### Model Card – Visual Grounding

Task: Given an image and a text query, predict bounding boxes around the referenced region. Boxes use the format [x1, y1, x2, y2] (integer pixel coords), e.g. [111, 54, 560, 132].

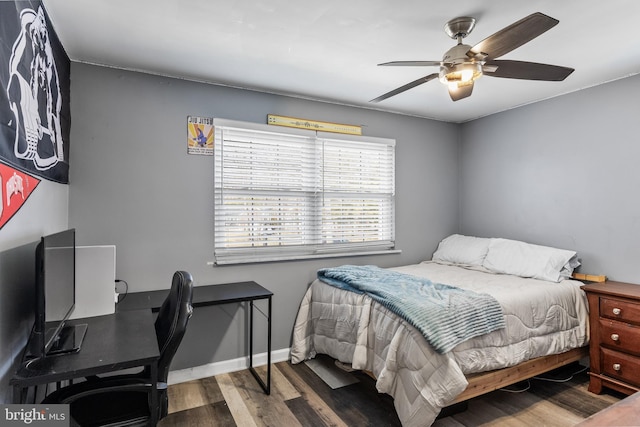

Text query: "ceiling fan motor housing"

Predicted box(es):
[442, 44, 474, 65]
[440, 44, 483, 85]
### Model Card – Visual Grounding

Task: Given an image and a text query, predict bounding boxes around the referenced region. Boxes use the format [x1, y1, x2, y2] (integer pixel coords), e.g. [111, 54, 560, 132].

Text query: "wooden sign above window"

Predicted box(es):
[267, 114, 362, 135]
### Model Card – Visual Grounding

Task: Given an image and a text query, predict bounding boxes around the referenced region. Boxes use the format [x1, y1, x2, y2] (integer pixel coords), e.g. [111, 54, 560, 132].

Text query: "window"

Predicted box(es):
[213, 119, 396, 264]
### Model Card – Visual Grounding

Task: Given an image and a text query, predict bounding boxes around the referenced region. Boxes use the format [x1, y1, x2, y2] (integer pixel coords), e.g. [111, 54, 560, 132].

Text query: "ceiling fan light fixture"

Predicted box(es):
[371, 13, 572, 104]
[439, 62, 482, 87]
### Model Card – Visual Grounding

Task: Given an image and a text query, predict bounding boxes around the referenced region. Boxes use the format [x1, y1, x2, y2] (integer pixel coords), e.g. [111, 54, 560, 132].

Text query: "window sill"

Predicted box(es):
[208, 249, 402, 266]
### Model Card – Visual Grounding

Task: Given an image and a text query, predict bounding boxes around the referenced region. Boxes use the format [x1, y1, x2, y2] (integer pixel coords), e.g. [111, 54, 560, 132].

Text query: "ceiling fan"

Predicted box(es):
[371, 12, 574, 103]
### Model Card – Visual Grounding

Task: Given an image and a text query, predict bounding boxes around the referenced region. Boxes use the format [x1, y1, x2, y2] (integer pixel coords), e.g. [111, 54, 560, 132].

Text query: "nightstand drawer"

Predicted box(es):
[600, 297, 640, 325]
[601, 347, 640, 387]
[598, 319, 640, 355]
[582, 281, 640, 395]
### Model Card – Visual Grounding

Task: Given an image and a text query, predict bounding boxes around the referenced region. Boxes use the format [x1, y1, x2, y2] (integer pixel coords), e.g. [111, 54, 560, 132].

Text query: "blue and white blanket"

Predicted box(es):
[317, 265, 505, 353]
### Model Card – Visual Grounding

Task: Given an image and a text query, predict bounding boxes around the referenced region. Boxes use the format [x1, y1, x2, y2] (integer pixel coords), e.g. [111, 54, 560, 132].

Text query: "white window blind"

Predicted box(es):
[214, 119, 396, 264]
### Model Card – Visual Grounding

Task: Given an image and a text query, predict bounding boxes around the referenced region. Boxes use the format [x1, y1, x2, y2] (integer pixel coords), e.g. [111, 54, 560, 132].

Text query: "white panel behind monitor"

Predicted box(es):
[70, 245, 116, 319]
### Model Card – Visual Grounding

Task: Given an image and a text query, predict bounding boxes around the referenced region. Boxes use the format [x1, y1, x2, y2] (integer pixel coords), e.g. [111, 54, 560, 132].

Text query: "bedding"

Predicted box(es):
[482, 238, 579, 282]
[290, 261, 589, 427]
[432, 234, 580, 282]
[431, 234, 491, 266]
[317, 265, 505, 353]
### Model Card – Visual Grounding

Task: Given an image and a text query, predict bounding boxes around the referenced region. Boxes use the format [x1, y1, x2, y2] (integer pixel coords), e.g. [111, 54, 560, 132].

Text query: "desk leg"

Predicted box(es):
[248, 297, 271, 395]
[150, 362, 158, 426]
[267, 295, 271, 394]
[249, 300, 254, 373]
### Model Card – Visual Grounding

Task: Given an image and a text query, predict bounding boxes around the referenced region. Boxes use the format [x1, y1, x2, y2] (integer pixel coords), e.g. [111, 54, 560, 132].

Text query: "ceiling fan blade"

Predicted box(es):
[484, 60, 574, 81]
[449, 81, 474, 101]
[467, 12, 559, 60]
[378, 61, 442, 67]
[370, 73, 439, 103]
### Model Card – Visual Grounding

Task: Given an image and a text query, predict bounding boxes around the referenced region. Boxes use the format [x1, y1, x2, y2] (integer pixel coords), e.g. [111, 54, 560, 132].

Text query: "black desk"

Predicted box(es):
[11, 310, 160, 424]
[117, 281, 273, 394]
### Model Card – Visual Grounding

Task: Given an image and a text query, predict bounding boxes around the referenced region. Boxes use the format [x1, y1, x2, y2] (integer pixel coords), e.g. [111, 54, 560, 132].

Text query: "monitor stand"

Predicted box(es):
[47, 324, 88, 356]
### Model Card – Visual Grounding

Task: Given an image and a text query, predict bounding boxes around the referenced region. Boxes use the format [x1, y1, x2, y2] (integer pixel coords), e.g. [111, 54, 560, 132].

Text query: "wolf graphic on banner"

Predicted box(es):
[8, 5, 64, 171]
[1, 0, 71, 184]
[0, 1, 69, 229]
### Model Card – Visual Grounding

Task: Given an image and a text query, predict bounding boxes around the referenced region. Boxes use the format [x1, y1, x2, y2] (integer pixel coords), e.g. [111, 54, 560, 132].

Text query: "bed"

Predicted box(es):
[290, 235, 591, 426]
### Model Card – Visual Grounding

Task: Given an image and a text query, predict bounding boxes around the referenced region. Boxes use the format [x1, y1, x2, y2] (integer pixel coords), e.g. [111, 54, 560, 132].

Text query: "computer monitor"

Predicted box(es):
[27, 228, 87, 359]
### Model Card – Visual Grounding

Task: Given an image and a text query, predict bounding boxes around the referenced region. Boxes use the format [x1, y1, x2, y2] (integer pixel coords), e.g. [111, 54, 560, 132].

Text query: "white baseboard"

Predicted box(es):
[168, 347, 291, 385]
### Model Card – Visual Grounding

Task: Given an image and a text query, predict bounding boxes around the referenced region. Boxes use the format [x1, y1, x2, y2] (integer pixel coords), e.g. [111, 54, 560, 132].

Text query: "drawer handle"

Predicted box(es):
[613, 363, 621, 371]
[611, 333, 620, 341]
[612, 308, 622, 315]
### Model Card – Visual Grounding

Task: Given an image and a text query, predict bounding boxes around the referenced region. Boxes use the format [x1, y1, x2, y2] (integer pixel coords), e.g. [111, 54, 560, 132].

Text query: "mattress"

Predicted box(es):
[290, 261, 589, 426]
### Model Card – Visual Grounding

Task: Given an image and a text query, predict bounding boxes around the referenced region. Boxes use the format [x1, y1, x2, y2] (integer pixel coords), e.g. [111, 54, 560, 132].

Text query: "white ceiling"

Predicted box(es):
[42, 0, 640, 123]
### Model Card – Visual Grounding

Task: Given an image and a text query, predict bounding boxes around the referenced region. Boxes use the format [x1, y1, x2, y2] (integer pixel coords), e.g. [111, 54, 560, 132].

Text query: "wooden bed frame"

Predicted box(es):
[362, 346, 589, 405]
[451, 346, 589, 403]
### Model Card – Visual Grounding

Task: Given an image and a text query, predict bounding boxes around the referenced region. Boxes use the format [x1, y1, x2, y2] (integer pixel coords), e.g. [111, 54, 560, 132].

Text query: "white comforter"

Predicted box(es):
[290, 261, 589, 426]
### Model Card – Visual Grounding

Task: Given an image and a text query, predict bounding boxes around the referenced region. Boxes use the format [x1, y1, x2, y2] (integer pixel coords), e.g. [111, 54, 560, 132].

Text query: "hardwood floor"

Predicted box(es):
[160, 357, 623, 426]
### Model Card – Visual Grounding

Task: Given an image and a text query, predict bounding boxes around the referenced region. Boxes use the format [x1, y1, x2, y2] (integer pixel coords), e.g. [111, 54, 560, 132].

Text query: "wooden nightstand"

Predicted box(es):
[581, 281, 640, 395]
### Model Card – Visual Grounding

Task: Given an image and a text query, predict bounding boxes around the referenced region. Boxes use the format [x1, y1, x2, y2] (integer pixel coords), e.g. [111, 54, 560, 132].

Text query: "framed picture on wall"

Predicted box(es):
[187, 116, 214, 155]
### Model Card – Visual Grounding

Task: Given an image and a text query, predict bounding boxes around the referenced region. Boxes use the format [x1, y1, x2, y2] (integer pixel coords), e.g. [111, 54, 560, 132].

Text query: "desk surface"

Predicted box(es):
[11, 310, 159, 387]
[118, 281, 273, 312]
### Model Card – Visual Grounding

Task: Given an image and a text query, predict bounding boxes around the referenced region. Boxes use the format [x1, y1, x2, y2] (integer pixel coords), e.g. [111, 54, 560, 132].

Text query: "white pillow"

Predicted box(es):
[482, 238, 577, 282]
[560, 255, 581, 279]
[432, 234, 491, 266]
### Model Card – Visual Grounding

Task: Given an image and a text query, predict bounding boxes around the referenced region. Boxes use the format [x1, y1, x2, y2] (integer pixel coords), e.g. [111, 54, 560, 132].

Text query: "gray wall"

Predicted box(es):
[68, 63, 460, 370]
[4, 61, 640, 398]
[0, 180, 68, 403]
[459, 74, 640, 283]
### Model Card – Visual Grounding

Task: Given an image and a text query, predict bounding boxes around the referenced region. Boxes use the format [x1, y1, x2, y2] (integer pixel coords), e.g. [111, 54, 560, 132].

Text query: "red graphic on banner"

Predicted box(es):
[0, 161, 40, 229]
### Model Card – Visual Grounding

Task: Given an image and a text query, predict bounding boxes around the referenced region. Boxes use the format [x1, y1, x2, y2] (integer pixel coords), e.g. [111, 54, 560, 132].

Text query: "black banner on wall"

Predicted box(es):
[0, 0, 71, 184]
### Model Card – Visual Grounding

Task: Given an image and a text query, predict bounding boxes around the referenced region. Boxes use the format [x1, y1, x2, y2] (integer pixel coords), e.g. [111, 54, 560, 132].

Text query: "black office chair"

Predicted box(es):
[43, 271, 195, 426]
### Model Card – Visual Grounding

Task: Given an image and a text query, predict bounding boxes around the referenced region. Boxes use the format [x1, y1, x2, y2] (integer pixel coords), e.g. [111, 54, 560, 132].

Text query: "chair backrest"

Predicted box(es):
[155, 271, 194, 383]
